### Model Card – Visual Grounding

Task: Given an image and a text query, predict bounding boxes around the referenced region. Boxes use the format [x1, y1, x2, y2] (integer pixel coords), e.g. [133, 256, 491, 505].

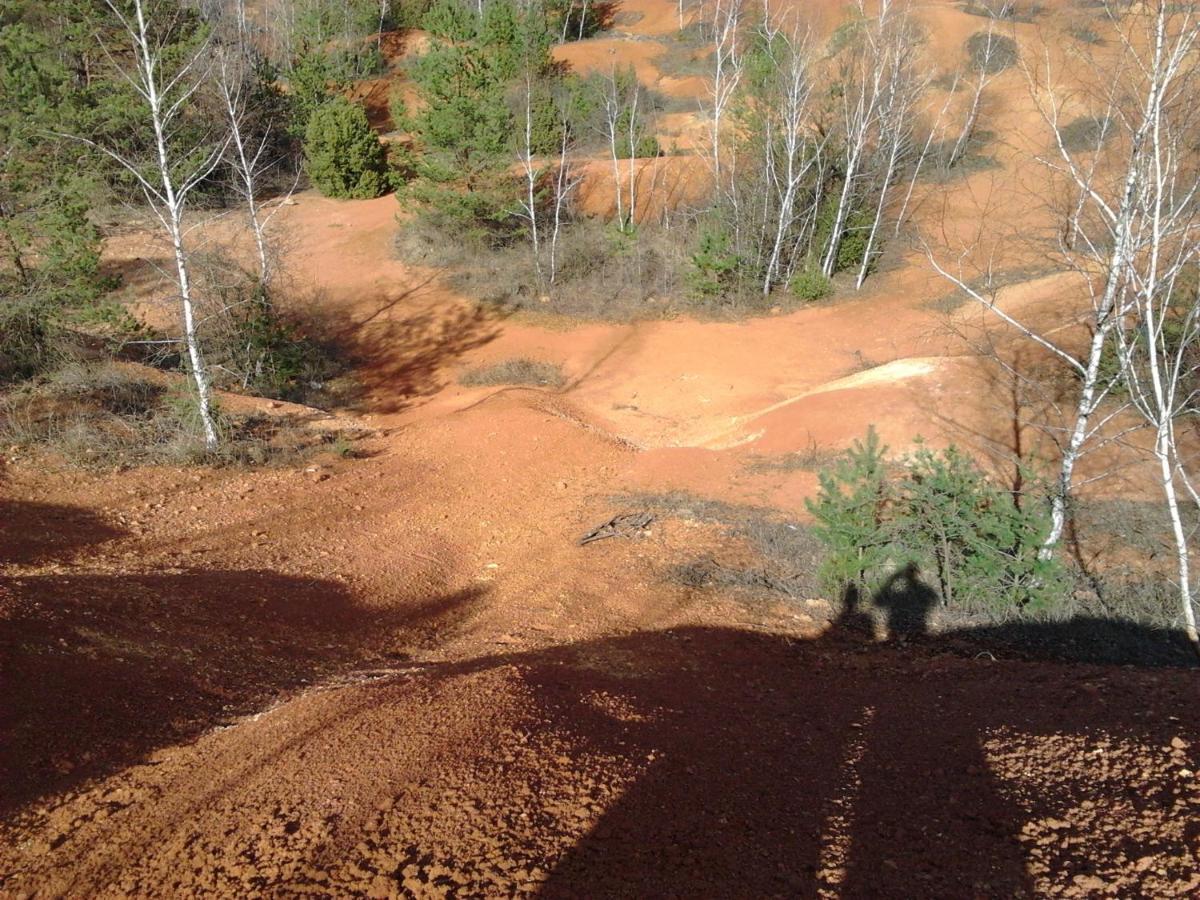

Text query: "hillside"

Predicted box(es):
[2, 0, 1198, 895]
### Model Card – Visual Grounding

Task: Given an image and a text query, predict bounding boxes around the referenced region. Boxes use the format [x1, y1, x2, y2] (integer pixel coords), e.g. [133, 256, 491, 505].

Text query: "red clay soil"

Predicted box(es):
[4, 1, 1200, 895]
[2, 389, 1198, 897]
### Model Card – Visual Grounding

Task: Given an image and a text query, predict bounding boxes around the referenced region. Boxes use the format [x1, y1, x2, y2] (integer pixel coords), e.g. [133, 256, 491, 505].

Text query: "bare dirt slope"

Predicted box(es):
[3, 1, 1199, 896]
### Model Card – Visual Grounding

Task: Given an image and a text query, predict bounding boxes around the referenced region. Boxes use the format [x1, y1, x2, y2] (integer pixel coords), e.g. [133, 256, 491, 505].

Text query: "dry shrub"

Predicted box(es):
[961, 0, 1043, 23]
[616, 490, 823, 601]
[400, 216, 808, 322]
[459, 358, 565, 387]
[0, 363, 363, 469]
[746, 441, 840, 474]
[966, 31, 1019, 73]
[1057, 115, 1115, 152]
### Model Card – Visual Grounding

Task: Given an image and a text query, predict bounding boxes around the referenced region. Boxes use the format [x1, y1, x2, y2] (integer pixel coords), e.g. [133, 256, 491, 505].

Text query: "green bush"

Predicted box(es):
[688, 227, 740, 299]
[812, 195, 873, 275]
[619, 134, 661, 159]
[402, 167, 524, 247]
[303, 96, 387, 199]
[892, 443, 1062, 613]
[400, 0, 559, 244]
[806, 427, 895, 599]
[287, 51, 338, 137]
[836, 210, 872, 272]
[807, 429, 1063, 617]
[789, 268, 832, 302]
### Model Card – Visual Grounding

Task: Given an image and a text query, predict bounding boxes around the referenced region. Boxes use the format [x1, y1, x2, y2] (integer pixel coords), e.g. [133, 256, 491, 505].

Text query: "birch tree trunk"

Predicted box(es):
[92, 0, 229, 451]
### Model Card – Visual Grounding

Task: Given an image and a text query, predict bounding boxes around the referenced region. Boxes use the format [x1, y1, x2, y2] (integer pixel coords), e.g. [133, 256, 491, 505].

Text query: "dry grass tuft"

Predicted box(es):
[459, 358, 566, 388]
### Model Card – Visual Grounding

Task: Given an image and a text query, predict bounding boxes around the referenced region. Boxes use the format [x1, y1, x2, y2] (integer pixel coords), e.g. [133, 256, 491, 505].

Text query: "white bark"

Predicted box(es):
[1107, 3, 1200, 647]
[94, 0, 230, 451]
[856, 12, 923, 289]
[517, 74, 542, 281]
[929, 0, 1200, 601]
[215, 51, 293, 287]
[894, 75, 956, 237]
[707, 0, 743, 182]
[601, 69, 626, 229]
[549, 113, 580, 284]
[627, 78, 641, 229]
[820, 0, 890, 278]
[761, 27, 816, 294]
[947, 23, 998, 170]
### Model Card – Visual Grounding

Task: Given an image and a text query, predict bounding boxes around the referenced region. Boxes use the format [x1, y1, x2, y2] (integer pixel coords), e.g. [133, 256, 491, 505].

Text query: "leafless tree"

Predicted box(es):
[84, 0, 230, 449]
[597, 65, 644, 232]
[213, 48, 296, 289]
[820, 0, 890, 277]
[756, 17, 819, 294]
[1106, 2, 1200, 645]
[893, 74, 958, 237]
[855, 4, 926, 288]
[946, 22, 1006, 170]
[515, 72, 544, 281]
[548, 94, 583, 285]
[929, 2, 1200, 628]
[705, 0, 743, 181]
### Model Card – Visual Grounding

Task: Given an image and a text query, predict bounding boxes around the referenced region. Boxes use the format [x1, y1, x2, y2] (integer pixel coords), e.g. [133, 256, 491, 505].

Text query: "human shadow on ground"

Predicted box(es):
[869, 559, 1199, 668]
[0, 501, 488, 813]
[414, 562, 1192, 898]
[513, 613, 1197, 897]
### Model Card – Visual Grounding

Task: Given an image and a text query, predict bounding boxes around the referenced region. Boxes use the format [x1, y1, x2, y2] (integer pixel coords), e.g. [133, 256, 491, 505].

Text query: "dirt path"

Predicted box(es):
[4, 214, 1197, 893]
[3, 1, 1199, 895]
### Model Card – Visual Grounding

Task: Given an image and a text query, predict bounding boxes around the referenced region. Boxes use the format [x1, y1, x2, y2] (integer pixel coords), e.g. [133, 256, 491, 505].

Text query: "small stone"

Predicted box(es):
[366, 875, 394, 898]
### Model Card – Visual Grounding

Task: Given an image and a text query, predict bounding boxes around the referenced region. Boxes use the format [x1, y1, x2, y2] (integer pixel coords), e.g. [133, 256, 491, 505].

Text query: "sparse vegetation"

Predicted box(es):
[1056, 114, 1115, 152]
[616, 490, 823, 601]
[4, 0, 1200, 889]
[0, 364, 360, 468]
[459, 358, 566, 387]
[966, 31, 1018, 73]
[747, 441, 840, 473]
[961, 0, 1042, 23]
[1066, 21, 1105, 44]
[788, 269, 834, 302]
[806, 428, 1064, 617]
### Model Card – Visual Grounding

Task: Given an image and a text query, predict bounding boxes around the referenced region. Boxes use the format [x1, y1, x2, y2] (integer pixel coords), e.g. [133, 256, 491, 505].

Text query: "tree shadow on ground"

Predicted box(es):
[0, 500, 125, 566]
[2, 537, 1197, 893]
[0, 501, 487, 813]
[308, 280, 502, 415]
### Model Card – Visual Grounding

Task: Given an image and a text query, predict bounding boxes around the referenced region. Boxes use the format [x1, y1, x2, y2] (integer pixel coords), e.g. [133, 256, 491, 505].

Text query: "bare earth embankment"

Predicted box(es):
[3, 0, 1199, 896]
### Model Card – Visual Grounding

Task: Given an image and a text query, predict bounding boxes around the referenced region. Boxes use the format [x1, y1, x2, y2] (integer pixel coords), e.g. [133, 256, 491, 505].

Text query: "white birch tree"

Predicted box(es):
[87, 0, 230, 450]
[214, 48, 296, 289]
[855, 5, 924, 288]
[706, 0, 743, 181]
[1108, 2, 1200, 646]
[515, 72, 544, 281]
[929, 1, 1200, 586]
